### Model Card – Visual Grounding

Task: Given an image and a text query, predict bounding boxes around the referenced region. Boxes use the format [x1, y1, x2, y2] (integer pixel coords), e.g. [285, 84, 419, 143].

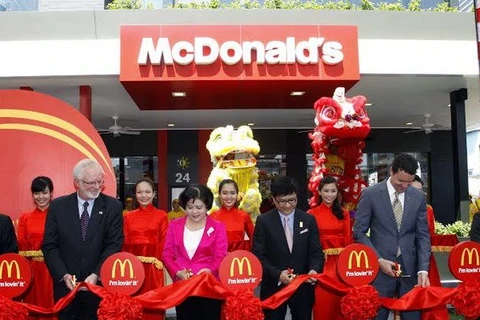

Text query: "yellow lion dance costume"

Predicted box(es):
[206, 125, 262, 222]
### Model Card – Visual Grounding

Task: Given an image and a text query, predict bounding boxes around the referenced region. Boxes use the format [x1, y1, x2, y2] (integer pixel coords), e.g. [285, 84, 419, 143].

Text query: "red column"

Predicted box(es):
[79, 85, 92, 121]
[198, 130, 212, 185]
[157, 131, 168, 211]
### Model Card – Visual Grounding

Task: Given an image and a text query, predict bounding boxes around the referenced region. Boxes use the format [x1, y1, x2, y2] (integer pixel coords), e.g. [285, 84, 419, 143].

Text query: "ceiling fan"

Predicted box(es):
[404, 114, 441, 134]
[98, 116, 141, 137]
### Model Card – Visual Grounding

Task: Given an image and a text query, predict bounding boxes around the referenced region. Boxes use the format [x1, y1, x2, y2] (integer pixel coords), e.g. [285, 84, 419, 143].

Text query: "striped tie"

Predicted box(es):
[393, 192, 402, 256]
[283, 217, 293, 253]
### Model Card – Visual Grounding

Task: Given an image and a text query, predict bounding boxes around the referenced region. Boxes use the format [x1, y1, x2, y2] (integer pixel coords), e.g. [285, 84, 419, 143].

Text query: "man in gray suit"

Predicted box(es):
[354, 153, 430, 320]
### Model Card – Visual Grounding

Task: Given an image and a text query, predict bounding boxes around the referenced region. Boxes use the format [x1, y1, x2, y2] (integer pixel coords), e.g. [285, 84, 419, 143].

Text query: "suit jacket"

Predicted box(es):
[162, 216, 227, 281]
[0, 214, 18, 254]
[252, 208, 324, 299]
[42, 192, 124, 299]
[353, 180, 431, 276]
[470, 213, 480, 243]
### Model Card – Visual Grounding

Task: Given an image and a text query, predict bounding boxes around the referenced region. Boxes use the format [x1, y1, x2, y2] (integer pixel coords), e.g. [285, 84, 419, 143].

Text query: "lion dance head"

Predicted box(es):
[309, 87, 371, 210]
[206, 125, 262, 221]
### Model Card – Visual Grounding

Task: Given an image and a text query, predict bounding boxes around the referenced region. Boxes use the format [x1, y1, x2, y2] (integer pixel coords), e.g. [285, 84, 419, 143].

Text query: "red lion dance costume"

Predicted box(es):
[308, 87, 371, 210]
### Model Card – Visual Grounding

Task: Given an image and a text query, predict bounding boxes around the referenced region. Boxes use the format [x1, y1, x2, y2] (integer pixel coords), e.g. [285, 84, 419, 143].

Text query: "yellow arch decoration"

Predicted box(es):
[0, 110, 112, 172]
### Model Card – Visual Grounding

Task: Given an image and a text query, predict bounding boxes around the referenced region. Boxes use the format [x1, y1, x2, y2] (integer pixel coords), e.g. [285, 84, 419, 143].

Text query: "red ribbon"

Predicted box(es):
[5, 273, 475, 317]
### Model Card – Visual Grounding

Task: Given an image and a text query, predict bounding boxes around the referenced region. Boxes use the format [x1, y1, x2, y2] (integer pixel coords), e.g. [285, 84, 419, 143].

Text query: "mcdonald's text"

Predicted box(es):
[0, 280, 26, 287]
[219, 250, 263, 290]
[100, 252, 145, 295]
[448, 241, 480, 282]
[336, 244, 379, 287]
[0, 253, 33, 298]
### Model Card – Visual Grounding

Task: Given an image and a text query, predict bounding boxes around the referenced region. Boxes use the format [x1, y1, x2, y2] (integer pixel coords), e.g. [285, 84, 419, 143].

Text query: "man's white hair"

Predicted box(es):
[73, 159, 104, 180]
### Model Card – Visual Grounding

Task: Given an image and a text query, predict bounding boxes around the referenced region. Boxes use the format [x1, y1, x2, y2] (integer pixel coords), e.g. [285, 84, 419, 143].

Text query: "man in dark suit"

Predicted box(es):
[354, 153, 430, 320]
[0, 214, 18, 254]
[42, 159, 124, 320]
[252, 176, 324, 320]
[470, 213, 480, 243]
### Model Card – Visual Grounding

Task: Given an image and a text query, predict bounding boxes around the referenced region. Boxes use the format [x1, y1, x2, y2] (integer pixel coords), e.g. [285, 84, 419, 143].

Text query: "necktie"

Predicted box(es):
[392, 192, 403, 256]
[80, 201, 89, 241]
[393, 192, 403, 230]
[283, 217, 293, 253]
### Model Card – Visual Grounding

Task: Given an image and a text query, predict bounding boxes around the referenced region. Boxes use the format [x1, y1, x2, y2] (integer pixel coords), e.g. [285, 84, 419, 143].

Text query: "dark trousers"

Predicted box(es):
[373, 256, 420, 320]
[175, 296, 222, 320]
[58, 291, 100, 320]
[263, 283, 314, 320]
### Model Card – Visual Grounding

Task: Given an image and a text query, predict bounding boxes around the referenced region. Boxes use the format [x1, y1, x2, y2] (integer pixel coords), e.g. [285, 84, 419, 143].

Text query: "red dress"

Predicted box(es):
[210, 206, 254, 251]
[308, 203, 352, 320]
[421, 205, 449, 320]
[123, 204, 169, 320]
[17, 208, 55, 319]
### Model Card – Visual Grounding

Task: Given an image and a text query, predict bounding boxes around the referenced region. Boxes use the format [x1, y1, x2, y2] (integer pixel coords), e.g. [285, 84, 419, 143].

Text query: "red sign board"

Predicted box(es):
[120, 25, 359, 110]
[448, 241, 480, 282]
[219, 250, 262, 290]
[0, 253, 32, 298]
[337, 244, 379, 287]
[100, 252, 145, 296]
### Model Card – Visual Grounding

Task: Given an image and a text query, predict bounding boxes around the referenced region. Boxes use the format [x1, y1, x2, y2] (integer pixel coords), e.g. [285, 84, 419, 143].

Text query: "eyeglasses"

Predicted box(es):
[80, 179, 104, 187]
[275, 197, 297, 206]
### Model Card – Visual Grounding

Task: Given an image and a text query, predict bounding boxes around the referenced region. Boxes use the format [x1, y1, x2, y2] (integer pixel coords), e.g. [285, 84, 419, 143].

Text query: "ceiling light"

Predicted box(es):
[405, 122, 413, 126]
[365, 103, 373, 107]
[290, 91, 305, 96]
[171, 92, 186, 97]
[247, 123, 255, 126]
[447, 104, 451, 107]
[167, 123, 175, 127]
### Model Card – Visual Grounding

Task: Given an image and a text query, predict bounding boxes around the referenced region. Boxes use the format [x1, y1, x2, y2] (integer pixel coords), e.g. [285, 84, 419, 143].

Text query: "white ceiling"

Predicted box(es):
[0, 73, 478, 132]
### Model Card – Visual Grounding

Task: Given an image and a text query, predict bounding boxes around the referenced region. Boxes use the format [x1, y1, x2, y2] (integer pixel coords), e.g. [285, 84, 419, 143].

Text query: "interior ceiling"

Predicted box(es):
[0, 73, 478, 132]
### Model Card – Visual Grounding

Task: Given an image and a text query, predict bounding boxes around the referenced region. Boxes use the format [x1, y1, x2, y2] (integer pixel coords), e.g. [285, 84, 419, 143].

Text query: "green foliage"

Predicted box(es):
[106, 0, 153, 9]
[435, 220, 471, 237]
[164, 0, 458, 12]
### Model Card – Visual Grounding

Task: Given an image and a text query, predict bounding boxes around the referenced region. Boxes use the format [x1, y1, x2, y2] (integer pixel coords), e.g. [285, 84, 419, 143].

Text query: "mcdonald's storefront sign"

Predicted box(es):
[100, 252, 145, 296]
[337, 244, 379, 287]
[0, 253, 32, 298]
[449, 241, 480, 282]
[219, 250, 263, 290]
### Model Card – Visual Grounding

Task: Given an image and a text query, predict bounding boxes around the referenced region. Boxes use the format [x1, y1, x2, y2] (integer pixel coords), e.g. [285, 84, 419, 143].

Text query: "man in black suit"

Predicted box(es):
[471, 213, 480, 243]
[252, 176, 324, 320]
[0, 214, 18, 254]
[42, 159, 124, 320]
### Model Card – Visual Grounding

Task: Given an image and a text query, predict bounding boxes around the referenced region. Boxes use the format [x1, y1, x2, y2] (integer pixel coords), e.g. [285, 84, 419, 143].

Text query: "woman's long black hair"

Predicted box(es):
[317, 176, 344, 220]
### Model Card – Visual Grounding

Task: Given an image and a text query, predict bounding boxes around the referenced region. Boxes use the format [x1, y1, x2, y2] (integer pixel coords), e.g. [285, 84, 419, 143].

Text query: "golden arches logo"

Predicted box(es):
[0, 260, 20, 279]
[460, 248, 480, 266]
[112, 259, 134, 278]
[230, 257, 252, 277]
[348, 250, 370, 269]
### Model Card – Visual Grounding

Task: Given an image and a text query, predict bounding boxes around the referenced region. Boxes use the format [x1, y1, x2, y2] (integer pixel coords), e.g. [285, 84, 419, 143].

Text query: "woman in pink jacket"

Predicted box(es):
[163, 184, 228, 320]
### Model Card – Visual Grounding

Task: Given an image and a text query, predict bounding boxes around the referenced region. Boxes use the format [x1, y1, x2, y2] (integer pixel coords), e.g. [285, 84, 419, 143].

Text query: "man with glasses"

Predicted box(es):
[42, 159, 124, 319]
[252, 176, 324, 320]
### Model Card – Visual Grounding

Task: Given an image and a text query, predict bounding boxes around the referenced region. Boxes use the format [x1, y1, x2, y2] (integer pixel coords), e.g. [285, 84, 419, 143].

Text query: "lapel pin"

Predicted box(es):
[299, 221, 303, 228]
[98, 211, 103, 215]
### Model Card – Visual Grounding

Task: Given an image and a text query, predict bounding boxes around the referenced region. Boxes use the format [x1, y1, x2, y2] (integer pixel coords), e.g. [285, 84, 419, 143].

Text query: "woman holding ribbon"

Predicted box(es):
[123, 177, 169, 319]
[210, 179, 254, 252]
[308, 175, 352, 320]
[163, 184, 227, 320]
[17, 176, 55, 318]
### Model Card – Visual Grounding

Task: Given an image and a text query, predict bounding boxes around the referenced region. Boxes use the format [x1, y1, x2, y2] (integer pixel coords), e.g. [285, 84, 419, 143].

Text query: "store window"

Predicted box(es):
[306, 152, 430, 196]
[257, 154, 286, 212]
[111, 156, 159, 208]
